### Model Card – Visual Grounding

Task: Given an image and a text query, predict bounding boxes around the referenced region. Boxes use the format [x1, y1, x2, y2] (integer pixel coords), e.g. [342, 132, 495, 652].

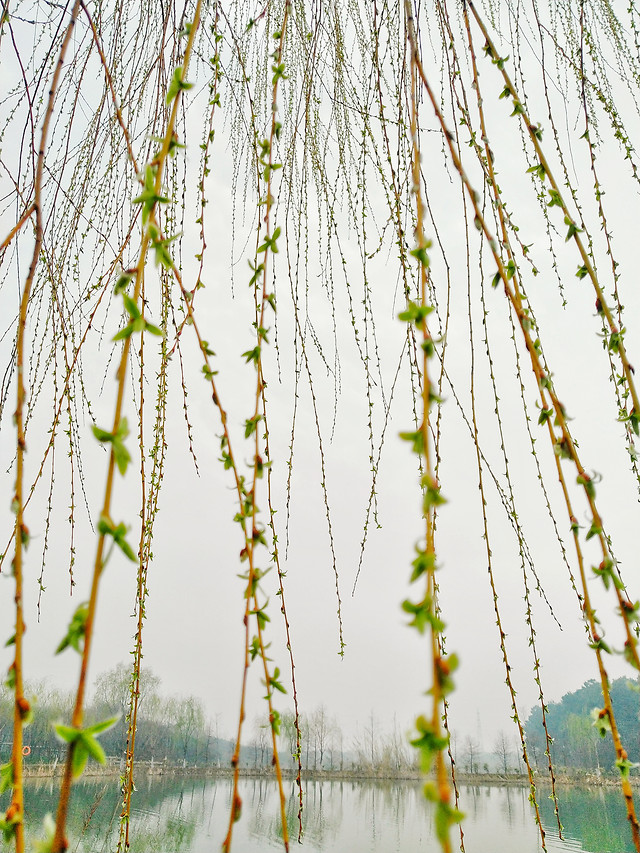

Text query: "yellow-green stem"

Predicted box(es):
[51, 5, 202, 848]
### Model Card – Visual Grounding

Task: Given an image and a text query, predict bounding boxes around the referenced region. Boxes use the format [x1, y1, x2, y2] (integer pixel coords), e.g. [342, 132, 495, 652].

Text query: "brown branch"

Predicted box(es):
[52, 3, 203, 848]
[10, 4, 81, 851]
[0, 205, 35, 254]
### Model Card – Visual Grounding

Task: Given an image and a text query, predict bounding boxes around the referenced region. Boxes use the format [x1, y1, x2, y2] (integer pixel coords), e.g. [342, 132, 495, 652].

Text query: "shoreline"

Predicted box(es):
[19, 762, 638, 787]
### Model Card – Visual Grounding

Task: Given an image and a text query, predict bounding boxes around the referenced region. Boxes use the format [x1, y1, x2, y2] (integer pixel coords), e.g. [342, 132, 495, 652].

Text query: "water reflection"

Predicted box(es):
[5, 775, 633, 851]
[538, 785, 635, 853]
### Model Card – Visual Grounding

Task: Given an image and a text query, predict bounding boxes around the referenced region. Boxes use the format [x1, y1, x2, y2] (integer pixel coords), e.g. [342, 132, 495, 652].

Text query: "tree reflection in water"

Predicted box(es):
[5, 776, 628, 851]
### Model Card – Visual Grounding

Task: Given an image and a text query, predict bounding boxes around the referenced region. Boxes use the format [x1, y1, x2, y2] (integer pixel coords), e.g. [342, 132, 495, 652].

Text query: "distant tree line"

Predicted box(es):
[274, 679, 640, 779]
[271, 707, 414, 775]
[8, 668, 636, 777]
[525, 678, 640, 772]
[0, 664, 231, 767]
[0, 667, 421, 776]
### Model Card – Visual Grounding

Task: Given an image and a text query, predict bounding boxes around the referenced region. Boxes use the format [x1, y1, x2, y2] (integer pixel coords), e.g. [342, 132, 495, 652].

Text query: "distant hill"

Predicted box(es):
[524, 677, 640, 770]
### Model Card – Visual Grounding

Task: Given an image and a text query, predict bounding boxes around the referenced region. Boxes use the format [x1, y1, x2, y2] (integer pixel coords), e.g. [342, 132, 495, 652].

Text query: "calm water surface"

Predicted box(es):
[18, 777, 635, 852]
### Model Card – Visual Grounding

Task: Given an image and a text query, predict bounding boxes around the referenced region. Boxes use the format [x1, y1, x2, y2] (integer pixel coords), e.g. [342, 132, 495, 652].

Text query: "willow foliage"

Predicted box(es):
[1, 0, 640, 850]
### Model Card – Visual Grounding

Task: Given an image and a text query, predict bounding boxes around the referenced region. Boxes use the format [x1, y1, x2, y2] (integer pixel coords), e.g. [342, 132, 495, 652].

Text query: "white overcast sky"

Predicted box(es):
[1, 0, 640, 753]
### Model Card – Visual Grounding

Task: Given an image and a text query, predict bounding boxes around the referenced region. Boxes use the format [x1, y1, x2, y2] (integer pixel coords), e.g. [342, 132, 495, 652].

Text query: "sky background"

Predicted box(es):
[1, 1, 640, 760]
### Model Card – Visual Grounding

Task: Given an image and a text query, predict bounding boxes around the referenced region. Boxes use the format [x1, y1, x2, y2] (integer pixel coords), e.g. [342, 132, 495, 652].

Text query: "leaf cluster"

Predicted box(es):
[54, 716, 119, 778]
[132, 165, 169, 224]
[97, 514, 137, 561]
[166, 65, 194, 105]
[113, 291, 163, 341]
[56, 602, 89, 654]
[92, 418, 131, 476]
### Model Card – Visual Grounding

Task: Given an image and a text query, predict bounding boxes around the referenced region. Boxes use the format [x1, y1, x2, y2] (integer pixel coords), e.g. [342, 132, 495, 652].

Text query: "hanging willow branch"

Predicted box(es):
[3, 2, 640, 851]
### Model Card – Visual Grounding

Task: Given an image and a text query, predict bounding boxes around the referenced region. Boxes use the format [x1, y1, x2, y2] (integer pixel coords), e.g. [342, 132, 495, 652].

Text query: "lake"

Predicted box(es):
[14, 775, 636, 851]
